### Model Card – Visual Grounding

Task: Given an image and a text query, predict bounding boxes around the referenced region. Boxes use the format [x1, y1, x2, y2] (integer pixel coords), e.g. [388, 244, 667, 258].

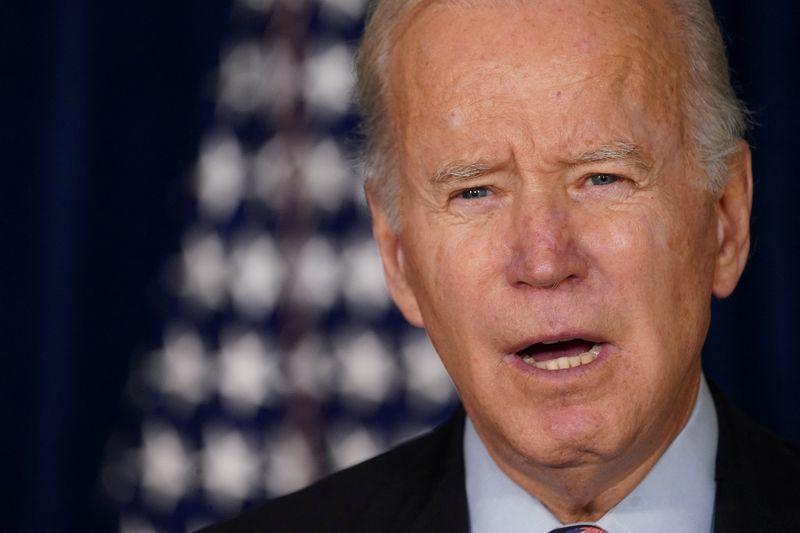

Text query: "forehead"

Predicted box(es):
[387, 0, 687, 157]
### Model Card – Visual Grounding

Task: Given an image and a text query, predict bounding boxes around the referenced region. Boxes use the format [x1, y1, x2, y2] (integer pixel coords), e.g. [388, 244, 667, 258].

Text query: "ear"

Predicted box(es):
[367, 192, 425, 327]
[712, 140, 753, 298]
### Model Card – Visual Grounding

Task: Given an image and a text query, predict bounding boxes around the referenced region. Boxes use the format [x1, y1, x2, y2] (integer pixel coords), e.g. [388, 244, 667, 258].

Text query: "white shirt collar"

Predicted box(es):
[464, 375, 718, 533]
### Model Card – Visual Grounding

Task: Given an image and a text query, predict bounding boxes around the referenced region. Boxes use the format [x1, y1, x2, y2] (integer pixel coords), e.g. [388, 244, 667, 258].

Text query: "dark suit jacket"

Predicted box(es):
[204, 386, 800, 532]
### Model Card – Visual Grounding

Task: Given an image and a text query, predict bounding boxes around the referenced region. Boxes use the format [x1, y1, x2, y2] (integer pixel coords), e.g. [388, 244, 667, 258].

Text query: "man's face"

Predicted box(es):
[372, 0, 750, 490]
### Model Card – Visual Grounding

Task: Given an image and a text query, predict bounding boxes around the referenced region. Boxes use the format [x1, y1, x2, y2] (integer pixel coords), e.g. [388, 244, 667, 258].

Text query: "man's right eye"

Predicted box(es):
[459, 187, 491, 200]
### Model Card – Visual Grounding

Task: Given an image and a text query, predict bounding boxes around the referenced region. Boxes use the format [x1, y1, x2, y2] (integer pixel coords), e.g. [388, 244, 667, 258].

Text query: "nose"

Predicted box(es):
[505, 192, 587, 289]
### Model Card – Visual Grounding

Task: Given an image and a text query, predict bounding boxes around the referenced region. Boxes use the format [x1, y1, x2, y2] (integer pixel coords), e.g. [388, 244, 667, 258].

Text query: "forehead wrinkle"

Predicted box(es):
[389, 0, 690, 187]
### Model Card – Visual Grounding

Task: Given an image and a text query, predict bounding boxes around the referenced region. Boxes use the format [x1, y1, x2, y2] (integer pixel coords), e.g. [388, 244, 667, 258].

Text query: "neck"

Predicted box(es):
[501, 443, 675, 523]
[483, 381, 700, 523]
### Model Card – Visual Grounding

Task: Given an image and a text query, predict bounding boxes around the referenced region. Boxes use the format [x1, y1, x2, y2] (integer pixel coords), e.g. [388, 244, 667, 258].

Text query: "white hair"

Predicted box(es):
[355, 0, 748, 230]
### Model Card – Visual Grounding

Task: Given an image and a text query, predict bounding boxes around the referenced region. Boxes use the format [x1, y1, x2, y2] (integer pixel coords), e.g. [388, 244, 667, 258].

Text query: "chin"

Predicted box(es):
[504, 402, 629, 467]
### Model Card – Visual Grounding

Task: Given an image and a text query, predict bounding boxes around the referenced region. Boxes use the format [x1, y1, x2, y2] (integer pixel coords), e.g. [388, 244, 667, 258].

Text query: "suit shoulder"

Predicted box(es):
[201, 408, 465, 533]
[711, 384, 800, 531]
[714, 388, 800, 484]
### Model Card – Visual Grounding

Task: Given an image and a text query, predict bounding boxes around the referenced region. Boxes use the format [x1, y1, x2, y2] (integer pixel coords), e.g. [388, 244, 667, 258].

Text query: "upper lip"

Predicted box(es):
[506, 332, 607, 354]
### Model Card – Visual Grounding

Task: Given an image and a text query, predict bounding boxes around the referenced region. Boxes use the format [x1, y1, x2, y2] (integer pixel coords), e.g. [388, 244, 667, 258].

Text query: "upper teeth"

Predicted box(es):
[522, 343, 602, 371]
[541, 338, 572, 345]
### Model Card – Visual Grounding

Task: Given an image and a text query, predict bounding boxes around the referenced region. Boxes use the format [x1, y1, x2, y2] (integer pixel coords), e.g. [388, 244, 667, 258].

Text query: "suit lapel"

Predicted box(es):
[362, 408, 470, 533]
[402, 452, 470, 533]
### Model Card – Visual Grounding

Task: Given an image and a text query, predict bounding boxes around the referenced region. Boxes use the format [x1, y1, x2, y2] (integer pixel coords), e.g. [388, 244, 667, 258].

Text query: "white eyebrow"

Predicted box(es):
[430, 160, 493, 186]
[571, 141, 652, 170]
[429, 142, 649, 186]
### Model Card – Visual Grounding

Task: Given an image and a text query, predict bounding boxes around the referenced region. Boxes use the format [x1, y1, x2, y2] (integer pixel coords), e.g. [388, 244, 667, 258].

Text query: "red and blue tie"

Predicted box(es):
[548, 526, 608, 533]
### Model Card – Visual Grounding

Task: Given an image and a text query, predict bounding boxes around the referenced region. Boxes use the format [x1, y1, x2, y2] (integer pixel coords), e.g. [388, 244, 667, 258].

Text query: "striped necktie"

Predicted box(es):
[548, 526, 608, 533]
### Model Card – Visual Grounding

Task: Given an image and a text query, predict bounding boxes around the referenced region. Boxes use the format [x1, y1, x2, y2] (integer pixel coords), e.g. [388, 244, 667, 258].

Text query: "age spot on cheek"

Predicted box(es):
[448, 107, 465, 129]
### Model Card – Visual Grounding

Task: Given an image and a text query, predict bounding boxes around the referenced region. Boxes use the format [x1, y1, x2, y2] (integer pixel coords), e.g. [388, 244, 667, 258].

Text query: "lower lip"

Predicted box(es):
[504, 343, 609, 377]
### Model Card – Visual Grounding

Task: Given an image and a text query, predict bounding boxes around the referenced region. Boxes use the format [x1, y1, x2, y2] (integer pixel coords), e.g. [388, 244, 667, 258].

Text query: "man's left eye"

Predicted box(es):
[459, 187, 491, 199]
[588, 174, 620, 186]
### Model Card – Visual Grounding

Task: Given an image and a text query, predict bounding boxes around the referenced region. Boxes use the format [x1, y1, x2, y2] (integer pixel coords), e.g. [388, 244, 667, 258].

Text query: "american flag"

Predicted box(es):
[100, 1, 458, 531]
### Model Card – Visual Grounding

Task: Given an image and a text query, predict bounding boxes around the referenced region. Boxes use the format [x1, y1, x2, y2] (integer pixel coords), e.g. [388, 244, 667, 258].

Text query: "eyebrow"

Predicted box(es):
[570, 141, 652, 171]
[429, 141, 651, 186]
[430, 160, 494, 186]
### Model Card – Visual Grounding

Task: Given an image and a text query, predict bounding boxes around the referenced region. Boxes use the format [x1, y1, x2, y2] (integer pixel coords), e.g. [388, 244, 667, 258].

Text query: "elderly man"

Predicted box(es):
[207, 0, 800, 531]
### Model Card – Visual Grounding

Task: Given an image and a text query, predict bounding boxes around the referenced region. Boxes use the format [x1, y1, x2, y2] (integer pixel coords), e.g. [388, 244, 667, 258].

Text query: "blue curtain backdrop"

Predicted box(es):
[3, 1, 798, 532]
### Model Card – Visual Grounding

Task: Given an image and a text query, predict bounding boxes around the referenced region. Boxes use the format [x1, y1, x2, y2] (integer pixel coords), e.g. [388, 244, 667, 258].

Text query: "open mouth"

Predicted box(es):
[515, 338, 602, 371]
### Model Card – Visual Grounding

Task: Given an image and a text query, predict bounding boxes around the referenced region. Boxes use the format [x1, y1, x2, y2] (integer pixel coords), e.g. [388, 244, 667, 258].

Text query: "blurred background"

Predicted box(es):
[3, 0, 799, 531]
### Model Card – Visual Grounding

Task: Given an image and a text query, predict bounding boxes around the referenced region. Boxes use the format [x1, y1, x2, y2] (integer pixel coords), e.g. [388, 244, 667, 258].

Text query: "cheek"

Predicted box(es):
[578, 206, 690, 338]
[581, 209, 668, 288]
[436, 230, 503, 306]
[585, 195, 713, 285]
[587, 200, 716, 350]
[408, 220, 509, 327]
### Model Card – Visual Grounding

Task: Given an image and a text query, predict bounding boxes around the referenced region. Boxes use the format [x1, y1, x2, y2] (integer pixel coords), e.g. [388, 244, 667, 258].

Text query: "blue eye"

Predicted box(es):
[589, 174, 620, 186]
[459, 187, 490, 199]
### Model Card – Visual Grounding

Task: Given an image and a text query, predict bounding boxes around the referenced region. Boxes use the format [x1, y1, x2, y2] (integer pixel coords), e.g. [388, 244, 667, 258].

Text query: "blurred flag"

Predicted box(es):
[100, 1, 458, 531]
